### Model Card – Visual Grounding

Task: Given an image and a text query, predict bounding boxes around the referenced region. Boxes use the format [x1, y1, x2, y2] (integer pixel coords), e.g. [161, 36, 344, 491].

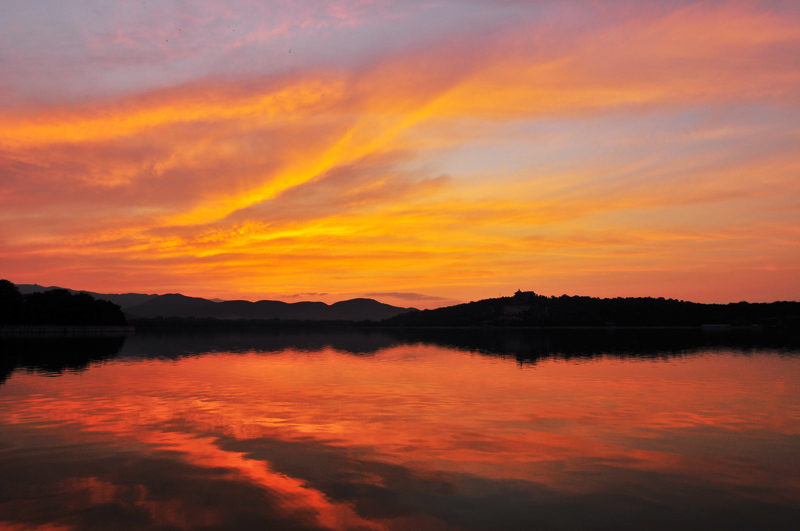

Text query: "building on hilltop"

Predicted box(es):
[514, 289, 537, 298]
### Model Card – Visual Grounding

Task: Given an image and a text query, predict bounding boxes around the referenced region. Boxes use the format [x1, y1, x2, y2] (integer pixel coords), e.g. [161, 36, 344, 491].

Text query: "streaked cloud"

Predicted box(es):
[1, 1, 799, 306]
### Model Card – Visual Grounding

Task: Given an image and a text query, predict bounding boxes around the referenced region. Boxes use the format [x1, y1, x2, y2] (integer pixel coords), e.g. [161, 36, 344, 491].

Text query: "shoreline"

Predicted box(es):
[0, 323, 789, 336]
[0, 325, 135, 337]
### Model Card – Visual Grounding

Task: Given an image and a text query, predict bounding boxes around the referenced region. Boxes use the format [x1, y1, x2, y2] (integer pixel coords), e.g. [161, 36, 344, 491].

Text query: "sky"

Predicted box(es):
[1, 0, 799, 308]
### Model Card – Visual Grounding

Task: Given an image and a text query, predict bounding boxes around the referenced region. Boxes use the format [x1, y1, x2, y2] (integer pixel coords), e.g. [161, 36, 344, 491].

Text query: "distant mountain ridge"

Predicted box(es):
[14, 284, 416, 322]
[124, 294, 414, 321]
[16, 284, 158, 309]
[12, 284, 800, 328]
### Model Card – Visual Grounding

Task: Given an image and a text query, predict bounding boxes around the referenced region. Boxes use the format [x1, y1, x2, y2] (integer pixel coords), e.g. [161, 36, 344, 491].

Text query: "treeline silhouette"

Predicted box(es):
[129, 293, 800, 331]
[129, 316, 380, 330]
[0, 336, 126, 386]
[384, 291, 800, 329]
[123, 327, 800, 362]
[0, 280, 126, 326]
[4, 328, 797, 389]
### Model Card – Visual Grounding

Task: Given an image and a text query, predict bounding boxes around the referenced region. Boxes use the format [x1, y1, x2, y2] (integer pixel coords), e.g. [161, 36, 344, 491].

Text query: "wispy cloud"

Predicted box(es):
[1, 1, 799, 304]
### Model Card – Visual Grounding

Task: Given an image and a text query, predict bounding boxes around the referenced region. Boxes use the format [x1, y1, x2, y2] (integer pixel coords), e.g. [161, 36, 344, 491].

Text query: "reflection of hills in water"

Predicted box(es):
[2, 329, 799, 386]
[394, 328, 800, 363]
[0, 336, 127, 386]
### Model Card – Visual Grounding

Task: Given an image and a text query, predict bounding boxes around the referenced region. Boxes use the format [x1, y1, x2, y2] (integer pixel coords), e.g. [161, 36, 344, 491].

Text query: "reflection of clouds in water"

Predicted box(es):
[57, 476, 222, 529]
[1, 412, 798, 531]
[0, 421, 381, 531]
[0, 425, 326, 531]
[1, 345, 799, 530]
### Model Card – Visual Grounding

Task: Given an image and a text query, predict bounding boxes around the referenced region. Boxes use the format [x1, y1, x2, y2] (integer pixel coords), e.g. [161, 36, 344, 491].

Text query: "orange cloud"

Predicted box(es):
[1, 1, 799, 304]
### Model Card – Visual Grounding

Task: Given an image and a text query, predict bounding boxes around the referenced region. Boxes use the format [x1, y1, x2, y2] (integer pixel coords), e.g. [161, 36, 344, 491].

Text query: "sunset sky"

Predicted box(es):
[1, 0, 799, 308]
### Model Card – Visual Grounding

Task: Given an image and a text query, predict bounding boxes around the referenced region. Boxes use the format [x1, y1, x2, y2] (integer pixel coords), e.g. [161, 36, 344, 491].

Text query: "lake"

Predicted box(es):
[1, 329, 799, 530]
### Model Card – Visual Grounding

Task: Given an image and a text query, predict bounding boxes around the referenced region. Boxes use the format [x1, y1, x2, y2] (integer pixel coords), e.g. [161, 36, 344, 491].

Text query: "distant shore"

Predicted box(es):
[0, 322, 785, 335]
[123, 318, 787, 332]
[0, 325, 135, 337]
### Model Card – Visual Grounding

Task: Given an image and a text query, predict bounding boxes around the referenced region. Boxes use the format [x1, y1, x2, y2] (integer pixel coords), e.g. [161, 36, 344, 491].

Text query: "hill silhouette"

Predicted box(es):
[11, 283, 416, 322]
[383, 290, 800, 329]
[15, 284, 157, 308]
[9, 283, 799, 329]
[124, 294, 414, 321]
[1, 280, 126, 326]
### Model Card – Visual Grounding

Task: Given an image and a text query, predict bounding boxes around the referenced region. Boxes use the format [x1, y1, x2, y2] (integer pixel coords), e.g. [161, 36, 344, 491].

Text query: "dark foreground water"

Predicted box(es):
[1, 329, 799, 531]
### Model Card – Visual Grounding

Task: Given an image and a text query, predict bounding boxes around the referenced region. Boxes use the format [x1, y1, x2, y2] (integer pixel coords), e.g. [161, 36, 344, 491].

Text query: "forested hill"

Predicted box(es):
[383, 291, 800, 328]
[0, 280, 127, 326]
[123, 294, 413, 321]
[10, 283, 414, 322]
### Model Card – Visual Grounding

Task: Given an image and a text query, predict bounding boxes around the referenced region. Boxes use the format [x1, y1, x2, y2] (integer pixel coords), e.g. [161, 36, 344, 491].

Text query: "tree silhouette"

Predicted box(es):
[0, 280, 24, 325]
[0, 280, 127, 326]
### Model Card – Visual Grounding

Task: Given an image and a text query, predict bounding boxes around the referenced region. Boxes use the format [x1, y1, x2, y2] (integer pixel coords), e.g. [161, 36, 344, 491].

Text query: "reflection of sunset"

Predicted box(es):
[2, 1, 799, 305]
[2, 345, 799, 529]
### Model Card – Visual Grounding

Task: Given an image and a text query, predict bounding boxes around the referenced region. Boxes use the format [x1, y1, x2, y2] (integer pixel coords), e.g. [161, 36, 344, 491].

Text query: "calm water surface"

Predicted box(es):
[1, 330, 799, 530]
